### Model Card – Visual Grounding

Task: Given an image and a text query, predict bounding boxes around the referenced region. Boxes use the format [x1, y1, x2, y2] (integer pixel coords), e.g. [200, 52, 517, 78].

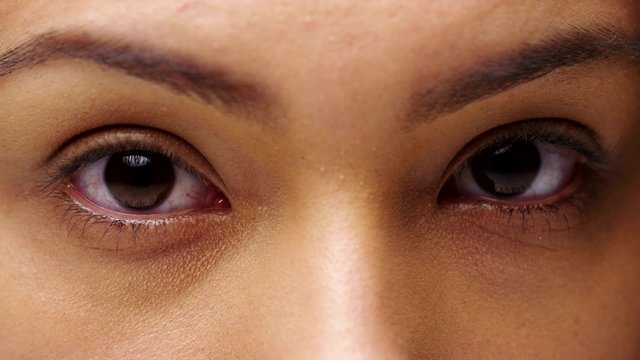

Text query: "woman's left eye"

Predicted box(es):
[446, 140, 583, 203]
[69, 150, 228, 216]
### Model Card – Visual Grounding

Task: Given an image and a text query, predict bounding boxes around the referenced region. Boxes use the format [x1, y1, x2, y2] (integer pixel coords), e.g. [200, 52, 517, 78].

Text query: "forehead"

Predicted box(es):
[5, 1, 634, 44]
[6, 1, 629, 71]
[1, 1, 636, 118]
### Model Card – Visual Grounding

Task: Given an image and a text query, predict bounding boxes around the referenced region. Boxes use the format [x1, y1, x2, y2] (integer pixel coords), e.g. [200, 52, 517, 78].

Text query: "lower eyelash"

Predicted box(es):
[449, 202, 580, 233]
[489, 200, 584, 233]
[444, 171, 604, 250]
[46, 187, 223, 254]
[50, 190, 166, 249]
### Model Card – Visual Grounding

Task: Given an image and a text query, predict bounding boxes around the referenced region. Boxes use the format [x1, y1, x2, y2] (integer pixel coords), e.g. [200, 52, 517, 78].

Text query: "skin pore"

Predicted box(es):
[0, 0, 639, 358]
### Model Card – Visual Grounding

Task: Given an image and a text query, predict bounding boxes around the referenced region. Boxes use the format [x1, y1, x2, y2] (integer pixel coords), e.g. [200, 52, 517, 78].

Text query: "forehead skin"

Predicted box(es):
[2, 1, 636, 110]
[0, 1, 639, 359]
[1, 0, 636, 162]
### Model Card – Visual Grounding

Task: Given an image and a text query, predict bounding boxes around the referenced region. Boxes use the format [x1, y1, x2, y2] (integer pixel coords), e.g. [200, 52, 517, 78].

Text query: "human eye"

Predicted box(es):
[42, 127, 231, 252]
[437, 119, 609, 245]
[71, 150, 226, 216]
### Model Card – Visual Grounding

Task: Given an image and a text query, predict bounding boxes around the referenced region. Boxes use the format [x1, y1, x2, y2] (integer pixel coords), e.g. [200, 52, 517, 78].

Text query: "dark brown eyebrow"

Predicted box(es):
[1, 25, 637, 125]
[0, 31, 271, 114]
[409, 24, 640, 124]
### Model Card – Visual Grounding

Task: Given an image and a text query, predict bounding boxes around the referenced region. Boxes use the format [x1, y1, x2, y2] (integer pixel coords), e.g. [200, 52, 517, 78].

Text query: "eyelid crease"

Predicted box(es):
[38, 126, 227, 198]
[34, 127, 236, 255]
[437, 118, 609, 189]
[469, 126, 609, 164]
[1, 25, 636, 130]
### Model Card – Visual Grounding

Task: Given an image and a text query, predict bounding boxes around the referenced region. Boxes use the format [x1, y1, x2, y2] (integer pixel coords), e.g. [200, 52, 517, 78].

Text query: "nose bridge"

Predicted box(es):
[271, 184, 404, 359]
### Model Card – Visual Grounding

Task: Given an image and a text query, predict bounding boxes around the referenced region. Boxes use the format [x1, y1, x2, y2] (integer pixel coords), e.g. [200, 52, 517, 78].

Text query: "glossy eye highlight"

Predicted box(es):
[71, 150, 224, 215]
[453, 141, 581, 202]
[45, 127, 231, 223]
[104, 151, 175, 210]
[38, 127, 234, 252]
[438, 119, 607, 211]
[436, 119, 609, 244]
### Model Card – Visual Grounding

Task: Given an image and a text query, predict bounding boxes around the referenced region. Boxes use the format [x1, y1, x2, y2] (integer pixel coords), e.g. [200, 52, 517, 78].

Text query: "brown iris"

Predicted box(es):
[104, 151, 176, 210]
[470, 141, 541, 197]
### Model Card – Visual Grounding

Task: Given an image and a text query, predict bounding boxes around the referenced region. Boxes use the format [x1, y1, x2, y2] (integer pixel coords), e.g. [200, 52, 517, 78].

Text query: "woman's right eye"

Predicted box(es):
[68, 150, 229, 217]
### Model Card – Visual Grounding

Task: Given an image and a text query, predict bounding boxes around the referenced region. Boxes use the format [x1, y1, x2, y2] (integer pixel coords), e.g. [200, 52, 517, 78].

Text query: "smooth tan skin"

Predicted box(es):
[0, 1, 639, 358]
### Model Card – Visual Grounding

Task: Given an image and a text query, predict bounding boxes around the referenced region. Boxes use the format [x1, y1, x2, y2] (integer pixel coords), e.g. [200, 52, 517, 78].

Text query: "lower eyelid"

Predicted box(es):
[63, 182, 228, 221]
[33, 127, 240, 255]
[68, 151, 228, 217]
[443, 200, 586, 250]
[449, 160, 610, 246]
[49, 188, 232, 255]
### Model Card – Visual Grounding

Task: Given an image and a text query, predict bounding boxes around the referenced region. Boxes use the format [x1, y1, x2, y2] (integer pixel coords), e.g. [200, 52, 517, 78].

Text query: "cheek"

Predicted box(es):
[560, 146, 640, 357]
[0, 215, 241, 357]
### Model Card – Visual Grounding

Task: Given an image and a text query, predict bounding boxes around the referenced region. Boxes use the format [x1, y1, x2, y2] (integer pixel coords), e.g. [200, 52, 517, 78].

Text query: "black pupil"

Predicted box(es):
[470, 141, 541, 197]
[104, 151, 176, 210]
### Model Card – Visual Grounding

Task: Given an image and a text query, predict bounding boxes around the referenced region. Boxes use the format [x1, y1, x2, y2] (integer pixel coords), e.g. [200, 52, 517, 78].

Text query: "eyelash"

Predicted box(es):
[40, 132, 228, 252]
[44, 139, 207, 190]
[40, 120, 609, 251]
[438, 119, 609, 234]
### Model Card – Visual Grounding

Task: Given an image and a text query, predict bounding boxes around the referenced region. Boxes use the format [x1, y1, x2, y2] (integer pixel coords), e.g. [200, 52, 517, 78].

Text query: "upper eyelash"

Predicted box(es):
[442, 118, 610, 182]
[476, 131, 610, 164]
[40, 121, 608, 243]
[437, 119, 612, 236]
[40, 137, 208, 197]
[48, 188, 217, 253]
[468, 125, 609, 165]
[38, 136, 226, 252]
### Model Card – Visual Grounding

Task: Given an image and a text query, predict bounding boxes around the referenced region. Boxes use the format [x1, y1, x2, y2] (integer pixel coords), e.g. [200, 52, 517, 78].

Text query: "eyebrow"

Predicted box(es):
[0, 25, 638, 125]
[410, 24, 640, 124]
[0, 31, 271, 114]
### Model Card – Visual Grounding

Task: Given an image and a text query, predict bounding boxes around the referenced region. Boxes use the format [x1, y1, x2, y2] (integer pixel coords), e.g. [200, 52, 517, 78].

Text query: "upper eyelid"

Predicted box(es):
[436, 118, 607, 188]
[471, 130, 607, 164]
[39, 126, 227, 195]
[463, 119, 603, 162]
[3, 26, 637, 132]
[45, 125, 185, 164]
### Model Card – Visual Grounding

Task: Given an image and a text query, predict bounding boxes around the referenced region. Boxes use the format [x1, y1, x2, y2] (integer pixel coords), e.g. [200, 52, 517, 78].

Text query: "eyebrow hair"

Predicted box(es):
[0, 25, 637, 125]
[0, 31, 271, 114]
[410, 24, 640, 124]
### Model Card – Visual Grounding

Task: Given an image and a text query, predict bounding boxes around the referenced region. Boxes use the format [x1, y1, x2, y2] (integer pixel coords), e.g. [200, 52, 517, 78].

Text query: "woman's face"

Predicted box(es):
[1, 1, 639, 358]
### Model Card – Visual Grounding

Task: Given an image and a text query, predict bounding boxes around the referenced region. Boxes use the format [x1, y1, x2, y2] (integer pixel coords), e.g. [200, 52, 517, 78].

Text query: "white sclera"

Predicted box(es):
[73, 155, 210, 214]
[455, 142, 579, 201]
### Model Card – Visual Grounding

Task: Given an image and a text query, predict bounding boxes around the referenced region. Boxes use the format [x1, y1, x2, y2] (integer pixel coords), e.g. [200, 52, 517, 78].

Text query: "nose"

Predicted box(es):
[251, 186, 407, 359]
